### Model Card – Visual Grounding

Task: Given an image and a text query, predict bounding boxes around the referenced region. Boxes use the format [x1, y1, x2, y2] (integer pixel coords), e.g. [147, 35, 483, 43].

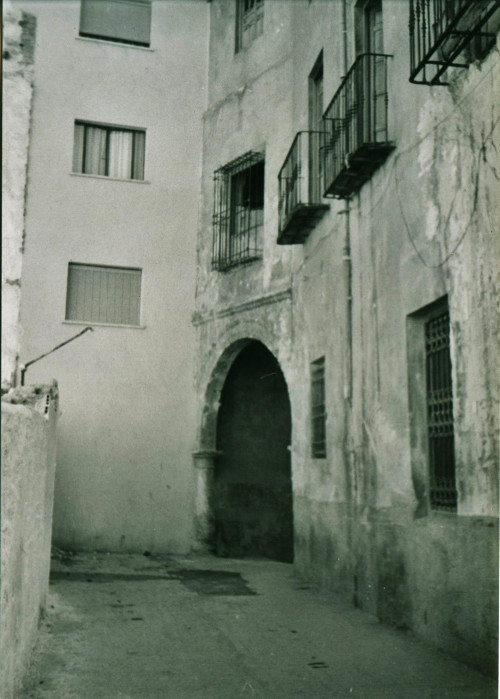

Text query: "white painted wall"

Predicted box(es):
[16, 0, 208, 553]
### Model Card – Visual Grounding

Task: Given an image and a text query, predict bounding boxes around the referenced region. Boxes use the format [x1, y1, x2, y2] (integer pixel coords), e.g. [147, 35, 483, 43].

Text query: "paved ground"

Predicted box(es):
[22, 552, 496, 699]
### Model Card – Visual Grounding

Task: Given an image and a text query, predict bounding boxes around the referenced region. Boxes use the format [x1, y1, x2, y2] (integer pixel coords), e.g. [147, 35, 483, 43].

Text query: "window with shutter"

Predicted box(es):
[66, 263, 142, 326]
[235, 0, 264, 52]
[79, 0, 152, 47]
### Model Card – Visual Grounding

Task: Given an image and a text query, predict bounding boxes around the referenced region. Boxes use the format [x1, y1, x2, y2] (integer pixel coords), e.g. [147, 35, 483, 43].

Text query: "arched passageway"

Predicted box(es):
[214, 341, 293, 563]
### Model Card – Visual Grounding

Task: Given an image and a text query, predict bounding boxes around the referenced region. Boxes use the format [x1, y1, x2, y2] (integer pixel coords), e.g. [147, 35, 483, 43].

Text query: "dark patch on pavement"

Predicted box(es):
[175, 569, 256, 596]
[50, 572, 176, 583]
[109, 603, 135, 608]
[50, 569, 256, 595]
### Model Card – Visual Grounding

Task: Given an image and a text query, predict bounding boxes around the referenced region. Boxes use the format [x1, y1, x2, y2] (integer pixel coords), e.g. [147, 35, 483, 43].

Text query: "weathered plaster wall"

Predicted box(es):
[15, 0, 208, 553]
[342, 4, 499, 673]
[196, 0, 499, 676]
[2, 2, 36, 388]
[1, 384, 58, 699]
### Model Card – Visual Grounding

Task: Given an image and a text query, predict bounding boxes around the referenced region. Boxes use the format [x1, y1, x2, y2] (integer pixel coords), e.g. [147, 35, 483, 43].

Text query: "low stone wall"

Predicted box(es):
[1, 383, 58, 699]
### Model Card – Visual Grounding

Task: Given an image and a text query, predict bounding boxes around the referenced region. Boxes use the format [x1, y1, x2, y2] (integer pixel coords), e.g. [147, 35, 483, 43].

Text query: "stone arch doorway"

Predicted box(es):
[214, 340, 293, 563]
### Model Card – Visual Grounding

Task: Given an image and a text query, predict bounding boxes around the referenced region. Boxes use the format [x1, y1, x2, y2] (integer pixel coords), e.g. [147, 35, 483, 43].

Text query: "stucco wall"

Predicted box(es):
[15, 0, 208, 553]
[1, 384, 58, 699]
[196, 0, 499, 675]
[2, 2, 36, 388]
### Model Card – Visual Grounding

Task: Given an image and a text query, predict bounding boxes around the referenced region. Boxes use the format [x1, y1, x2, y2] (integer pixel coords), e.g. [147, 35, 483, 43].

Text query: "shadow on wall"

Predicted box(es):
[214, 341, 293, 563]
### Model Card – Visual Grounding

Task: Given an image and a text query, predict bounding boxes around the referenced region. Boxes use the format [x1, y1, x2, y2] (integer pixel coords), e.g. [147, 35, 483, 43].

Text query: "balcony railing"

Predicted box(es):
[322, 53, 394, 199]
[277, 131, 329, 245]
[410, 0, 500, 85]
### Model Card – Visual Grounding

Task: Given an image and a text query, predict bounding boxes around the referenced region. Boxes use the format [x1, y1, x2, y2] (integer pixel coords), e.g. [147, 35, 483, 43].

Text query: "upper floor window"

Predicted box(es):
[235, 0, 264, 52]
[356, 0, 384, 55]
[79, 0, 152, 47]
[322, 0, 393, 198]
[66, 263, 142, 326]
[212, 152, 264, 271]
[72, 121, 146, 181]
[308, 51, 324, 202]
[277, 53, 329, 245]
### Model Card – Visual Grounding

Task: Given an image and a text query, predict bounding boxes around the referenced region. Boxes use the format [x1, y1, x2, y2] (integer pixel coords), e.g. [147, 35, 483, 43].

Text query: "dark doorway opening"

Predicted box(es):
[215, 341, 293, 563]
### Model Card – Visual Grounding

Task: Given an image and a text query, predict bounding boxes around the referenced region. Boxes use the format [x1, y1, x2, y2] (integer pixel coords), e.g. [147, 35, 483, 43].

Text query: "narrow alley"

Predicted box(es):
[21, 552, 495, 699]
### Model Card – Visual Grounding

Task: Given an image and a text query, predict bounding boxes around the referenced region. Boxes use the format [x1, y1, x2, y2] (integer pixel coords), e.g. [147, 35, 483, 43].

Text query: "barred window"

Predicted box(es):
[426, 308, 457, 511]
[212, 152, 264, 271]
[311, 356, 326, 458]
[66, 263, 142, 326]
[235, 0, 264, 52]
[73, 121, 145, 181]
[79, 0, 152, 47]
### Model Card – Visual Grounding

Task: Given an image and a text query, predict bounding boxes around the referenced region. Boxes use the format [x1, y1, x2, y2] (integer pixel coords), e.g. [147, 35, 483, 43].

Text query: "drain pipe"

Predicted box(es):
[341, 0, 358, 607]
[341, 0, 353, 407]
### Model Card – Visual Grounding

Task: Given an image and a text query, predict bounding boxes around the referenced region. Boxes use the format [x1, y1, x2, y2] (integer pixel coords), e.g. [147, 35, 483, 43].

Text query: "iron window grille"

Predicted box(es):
[322, 53, 394, 199]
[409, 0, 500, 85]
[212, 152, 264, 271]
[277, 131, 329, 245]
[79, 0, 152, 47]
[311, 357, 326, 459]
[66, 263, 142, 326]
[235, 0, 264, 52]
[73, 121, 146, 181]
[425, 309, 457, 511]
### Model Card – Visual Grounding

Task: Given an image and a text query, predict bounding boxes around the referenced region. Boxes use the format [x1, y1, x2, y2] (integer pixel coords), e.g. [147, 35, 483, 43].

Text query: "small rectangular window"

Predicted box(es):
[235, 0, 264, 53]
[72, 121, 145, 180]
[66, 263, 142, 326]
[425, 308, 457, 511]
[311, 356, 326, 458]
[79, 0, 152, 47]
[213, 151, 264, 270]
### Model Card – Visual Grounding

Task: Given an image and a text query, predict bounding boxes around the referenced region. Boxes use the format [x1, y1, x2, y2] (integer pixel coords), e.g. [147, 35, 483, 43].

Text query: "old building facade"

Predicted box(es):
[193, 0, 499, 674]
[6, 0, 499, 677]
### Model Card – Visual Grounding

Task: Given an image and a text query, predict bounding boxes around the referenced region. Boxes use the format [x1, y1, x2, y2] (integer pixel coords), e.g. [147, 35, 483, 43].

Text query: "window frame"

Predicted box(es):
[65, 262, 143, 328]
[212, 151, 265, 271]
[310, 356, 327, 459]
[72, 120, 146, 181]
[424, 305, 457, 512]
[407, 296, 457, 516]
[308, 51, 324, 205]
[235, 0, 264, 53]
[79, 0, 152, 48]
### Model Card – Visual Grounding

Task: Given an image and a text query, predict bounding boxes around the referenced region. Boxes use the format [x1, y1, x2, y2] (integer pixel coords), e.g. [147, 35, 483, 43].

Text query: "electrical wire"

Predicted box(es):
[362, 56, 499, 218]
[394, 150, 481, 268]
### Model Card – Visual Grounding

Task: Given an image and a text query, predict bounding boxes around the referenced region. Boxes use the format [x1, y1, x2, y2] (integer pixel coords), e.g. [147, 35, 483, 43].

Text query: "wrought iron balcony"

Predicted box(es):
[322, 53, 394, 199]
[410, 0, 500, 86]
[277, 131, 329, 245]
